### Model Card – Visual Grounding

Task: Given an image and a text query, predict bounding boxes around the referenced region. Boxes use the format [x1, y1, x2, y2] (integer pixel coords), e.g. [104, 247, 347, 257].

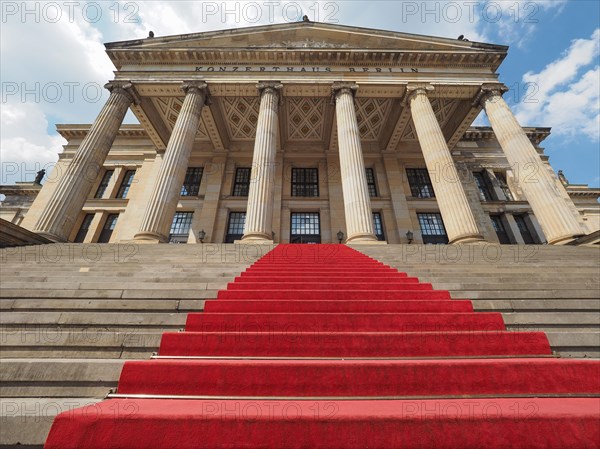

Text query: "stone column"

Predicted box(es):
[332, 83, 378, 243]
[479, 85, 584, 244]
[134, 82, 208, 243]
[32, 81, 139, 241]
[408, 84, 484, 244]
[241, 82, 281, 243]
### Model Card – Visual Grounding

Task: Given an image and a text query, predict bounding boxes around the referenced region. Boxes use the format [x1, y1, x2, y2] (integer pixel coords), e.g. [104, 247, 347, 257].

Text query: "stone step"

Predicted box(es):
[426, 281, 598, 288]
[0, 397, 104, 447]
[0, 282, 230, 291]
[502, 312, 600, 327]
[2, 331, 594, 360]
[0, 329, 163, 359]
[0, 289, 221, 299]
[0, 359, 123, 398]
[545, 332, 600, 357]
[0, 274, 243, 282]
[449, 290, 600, 299]
[0, 298, 206, 312]
[2, 298, 598, 313]
[472, 299, 600, 312]
[0, 311, 187, 327]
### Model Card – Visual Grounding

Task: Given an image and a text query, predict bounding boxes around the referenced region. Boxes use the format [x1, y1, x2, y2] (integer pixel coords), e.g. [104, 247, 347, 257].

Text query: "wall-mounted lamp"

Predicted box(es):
[198, 229, 206, 244]
[337, 230, 344, 243]
[405, 230, 413, 244]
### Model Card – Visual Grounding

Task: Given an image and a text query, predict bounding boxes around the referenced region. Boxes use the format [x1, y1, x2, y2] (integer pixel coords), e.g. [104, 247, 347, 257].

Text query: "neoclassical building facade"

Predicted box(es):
[13, 21, 600, 245]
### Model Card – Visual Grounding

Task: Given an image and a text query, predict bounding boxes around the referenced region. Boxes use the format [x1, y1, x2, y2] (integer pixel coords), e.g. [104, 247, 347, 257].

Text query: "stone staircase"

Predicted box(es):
[0, 243, 598, 447]
[0, 243, 266, 448]
[354, 244, 600, 358]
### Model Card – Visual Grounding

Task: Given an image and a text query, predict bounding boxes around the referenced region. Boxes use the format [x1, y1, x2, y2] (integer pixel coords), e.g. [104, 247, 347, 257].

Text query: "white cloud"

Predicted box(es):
[479, 0, 567, 48]
[0, 4, 119, 131]
[514, 29, 600, 141]
[1, 101, 66, 184]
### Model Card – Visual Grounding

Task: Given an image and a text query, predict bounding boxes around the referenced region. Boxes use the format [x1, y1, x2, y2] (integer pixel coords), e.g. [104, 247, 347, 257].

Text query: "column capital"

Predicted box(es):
[404, 83, 435, 104]
[257, 81, 283, 99]
[104, 81, 141, 105]
[473, 83, 508, 107]
[181, 81, 211, 105]
[331, 82, 358, 104]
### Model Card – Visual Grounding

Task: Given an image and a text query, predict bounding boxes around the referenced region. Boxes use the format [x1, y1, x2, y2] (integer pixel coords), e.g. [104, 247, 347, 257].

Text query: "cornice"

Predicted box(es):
[462, 126, 551, 145]
[56, 124, 149, 139]
[566, 185, 600, 198]
[0, 183, 42, 195]
[106, 48, 506, 71]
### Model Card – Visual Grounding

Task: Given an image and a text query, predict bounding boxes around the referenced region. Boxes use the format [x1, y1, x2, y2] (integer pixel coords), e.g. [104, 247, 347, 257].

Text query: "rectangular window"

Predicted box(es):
[514, 214, 536, 244]
[372, 212, 385, 241]
[406, 168, 435, 198]
[116, 170, 136, 199]
[180, 167, 203, 196]
[366, 168, 378, 197]
[232, 168, 251, 197]
[169, 212, 194, 243]
[291, 168, 319, 197]
[98, 214, 118, 243]
[417, 212, 448, 244]
[290, 212, 321, 243]
[74, 213, 94, 243]
[95, 170, 114, 198]
[473, 171, 494, 202]
[225, 212, 246, 243]
[490, 215, 511, 244]
[495, 172, 514, 201]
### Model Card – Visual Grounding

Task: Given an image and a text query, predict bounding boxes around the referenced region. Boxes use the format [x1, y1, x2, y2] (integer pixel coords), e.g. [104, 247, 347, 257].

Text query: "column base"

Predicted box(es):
[547, 234, 585, 245]
[234, 239, 274, 245]
[448, 234, 486, 244]
[133, 231, 168, 244]
[240, 232, 273, 242]
[346, 233, 384, 244]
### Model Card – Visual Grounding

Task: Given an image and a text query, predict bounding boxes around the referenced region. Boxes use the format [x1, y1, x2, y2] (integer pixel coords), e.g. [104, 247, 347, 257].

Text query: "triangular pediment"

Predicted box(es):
[106, 21, 504, 53]
[105, 21, 507, 72]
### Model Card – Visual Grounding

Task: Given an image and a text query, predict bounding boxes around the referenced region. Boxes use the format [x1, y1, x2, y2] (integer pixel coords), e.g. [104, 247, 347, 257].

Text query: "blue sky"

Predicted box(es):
[1, 0, 599, 187]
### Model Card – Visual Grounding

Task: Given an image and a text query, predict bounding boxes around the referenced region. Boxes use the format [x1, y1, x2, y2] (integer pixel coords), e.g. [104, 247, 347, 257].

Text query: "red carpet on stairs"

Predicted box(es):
[45, 244, 600, 449]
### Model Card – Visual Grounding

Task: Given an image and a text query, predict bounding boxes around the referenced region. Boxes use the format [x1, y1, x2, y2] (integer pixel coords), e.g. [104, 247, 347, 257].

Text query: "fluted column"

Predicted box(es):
[408, 84, 484, 244]
[332, 83, 378, 243]
[33, 81, 139, 241]
[241, 82, 281, 242]
[479, 84, 584, 244]
[134, 82, 208, 243]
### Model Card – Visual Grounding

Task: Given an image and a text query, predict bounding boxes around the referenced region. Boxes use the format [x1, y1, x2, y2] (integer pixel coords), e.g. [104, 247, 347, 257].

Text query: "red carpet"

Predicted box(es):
[45, 244, 600, 448]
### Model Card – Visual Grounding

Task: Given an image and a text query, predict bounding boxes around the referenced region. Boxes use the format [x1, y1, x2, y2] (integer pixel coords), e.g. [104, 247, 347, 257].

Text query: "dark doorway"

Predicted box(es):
[225, 212, 246, 243]
[290, 212, 321, 243]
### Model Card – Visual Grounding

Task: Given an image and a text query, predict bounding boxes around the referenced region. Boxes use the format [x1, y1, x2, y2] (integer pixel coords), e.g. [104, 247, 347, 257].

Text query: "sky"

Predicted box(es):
[1, 0, 599, 187]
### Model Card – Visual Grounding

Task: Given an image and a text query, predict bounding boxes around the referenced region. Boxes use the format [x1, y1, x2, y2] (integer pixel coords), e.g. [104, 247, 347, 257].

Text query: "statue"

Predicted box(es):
[34, 169, 46, 185]
[557, 170, 569, 186]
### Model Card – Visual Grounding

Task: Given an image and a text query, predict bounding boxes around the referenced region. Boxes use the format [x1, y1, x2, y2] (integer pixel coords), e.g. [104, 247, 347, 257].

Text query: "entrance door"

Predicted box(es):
[290, 212, 321, 243]
[417, 213, 449, 244]
[225, 212, 246, 243]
